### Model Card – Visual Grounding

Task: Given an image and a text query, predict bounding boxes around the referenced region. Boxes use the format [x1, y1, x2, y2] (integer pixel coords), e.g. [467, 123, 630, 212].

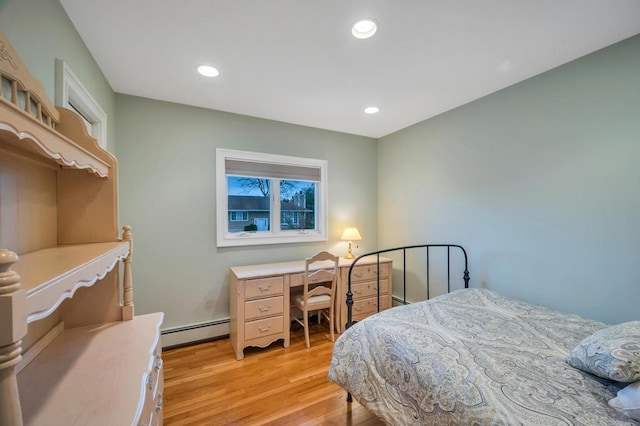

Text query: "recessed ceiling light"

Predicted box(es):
[364, 106, 380, 114]
[352, 19, 378, 39]
[197, 65, 219, 77]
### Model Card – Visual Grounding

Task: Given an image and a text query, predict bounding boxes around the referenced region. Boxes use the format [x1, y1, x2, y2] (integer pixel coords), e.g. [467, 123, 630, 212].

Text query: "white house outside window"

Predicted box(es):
[216, 148, 328, 247]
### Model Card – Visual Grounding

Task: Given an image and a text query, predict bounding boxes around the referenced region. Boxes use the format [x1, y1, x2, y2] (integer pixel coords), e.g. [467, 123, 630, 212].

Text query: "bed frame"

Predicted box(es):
[345, 244, 470, 329]
[343, 244, 469, 403]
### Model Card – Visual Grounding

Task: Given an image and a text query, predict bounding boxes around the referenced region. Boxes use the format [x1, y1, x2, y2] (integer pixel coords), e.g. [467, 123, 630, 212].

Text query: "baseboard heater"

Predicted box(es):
[162, 299, 410, 349]
[161, 318, 230, 349]
[392, 295, 411, 306]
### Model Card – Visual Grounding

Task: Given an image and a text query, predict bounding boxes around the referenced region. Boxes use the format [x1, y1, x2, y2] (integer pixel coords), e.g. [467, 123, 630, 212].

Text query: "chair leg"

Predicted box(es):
[303, 311, 310, 349]
[329, 305, 335, 342]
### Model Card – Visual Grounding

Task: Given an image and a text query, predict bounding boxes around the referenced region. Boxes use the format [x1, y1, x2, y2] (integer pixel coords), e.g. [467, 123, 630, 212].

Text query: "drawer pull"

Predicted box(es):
[354, 272, 364, 278]
[354, 306, 363, 311]
[156, 393, 163, 411]
[258, 285, 272, 292]
[258, 325, 272, 332]
[354, 288, 363, 294]
[258, 305, 272, 312]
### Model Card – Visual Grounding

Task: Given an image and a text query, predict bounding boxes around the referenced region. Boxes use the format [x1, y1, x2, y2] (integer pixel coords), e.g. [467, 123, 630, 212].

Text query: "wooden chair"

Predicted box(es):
[291, 251, 339, 348]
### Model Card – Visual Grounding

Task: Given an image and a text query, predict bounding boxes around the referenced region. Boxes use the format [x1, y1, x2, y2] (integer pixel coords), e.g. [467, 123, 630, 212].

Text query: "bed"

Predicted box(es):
[328, 245, 640, 425]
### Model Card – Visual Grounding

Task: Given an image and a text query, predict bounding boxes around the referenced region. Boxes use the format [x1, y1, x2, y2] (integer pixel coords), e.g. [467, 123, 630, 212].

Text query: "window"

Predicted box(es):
[55, 59, 107, 149]
[216, 148, 328, 247]
[230, 211, 248, 221]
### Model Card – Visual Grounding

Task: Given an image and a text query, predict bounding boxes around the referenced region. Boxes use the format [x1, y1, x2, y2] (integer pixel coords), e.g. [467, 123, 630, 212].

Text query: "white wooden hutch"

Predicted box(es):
[0, 31, 164, 425]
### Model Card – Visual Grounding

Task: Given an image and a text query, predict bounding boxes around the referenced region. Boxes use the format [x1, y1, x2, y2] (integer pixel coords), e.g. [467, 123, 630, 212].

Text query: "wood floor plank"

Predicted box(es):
[162, 322, 384, 425]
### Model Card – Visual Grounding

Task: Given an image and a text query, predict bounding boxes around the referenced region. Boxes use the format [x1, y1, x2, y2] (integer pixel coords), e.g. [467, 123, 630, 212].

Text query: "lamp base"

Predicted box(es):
[345, 241, 355, 259]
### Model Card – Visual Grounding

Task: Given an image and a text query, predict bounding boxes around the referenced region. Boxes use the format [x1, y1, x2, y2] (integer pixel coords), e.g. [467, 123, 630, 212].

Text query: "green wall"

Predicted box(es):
[115, 94, 378, 330]
[3, 0, 636, 332]
[379, 35, 640, 324]
[0, 0, 117, 152]
[1, 0, 379, 336]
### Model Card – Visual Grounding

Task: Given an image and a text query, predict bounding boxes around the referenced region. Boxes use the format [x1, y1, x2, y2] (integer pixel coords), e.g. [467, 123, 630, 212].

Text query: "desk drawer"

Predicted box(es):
[245, 316, 284, 340]
[352, 295, 391, 321]
[244, 276, 284, 299]
[245, 296, 284, 321]
[352, 278, 389, 299]
[349, 263, 389, 282]
[290, 270, 333, 287]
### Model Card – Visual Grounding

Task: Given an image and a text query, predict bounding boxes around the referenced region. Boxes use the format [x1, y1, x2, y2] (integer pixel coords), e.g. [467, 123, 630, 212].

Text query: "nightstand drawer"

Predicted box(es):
[245, 316, 284, 340]
[245, 296, 284, 320]
[350, 263, 389, 282]
[352, 278, 390, 299]
[244, 276, 284, 299]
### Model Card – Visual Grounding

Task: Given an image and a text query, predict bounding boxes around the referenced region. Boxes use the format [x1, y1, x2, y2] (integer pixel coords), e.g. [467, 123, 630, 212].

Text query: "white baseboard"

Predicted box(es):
[161, 319, 229, 348]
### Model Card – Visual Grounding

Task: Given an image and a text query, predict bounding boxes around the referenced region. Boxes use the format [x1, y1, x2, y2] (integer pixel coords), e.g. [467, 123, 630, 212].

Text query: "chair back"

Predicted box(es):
[303, 251, 338, 302]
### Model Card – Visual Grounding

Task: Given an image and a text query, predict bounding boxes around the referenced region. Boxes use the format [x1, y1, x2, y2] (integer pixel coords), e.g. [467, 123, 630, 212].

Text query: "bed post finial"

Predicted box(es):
[0, 249, 26, 426]
[464, 269, 470, 288]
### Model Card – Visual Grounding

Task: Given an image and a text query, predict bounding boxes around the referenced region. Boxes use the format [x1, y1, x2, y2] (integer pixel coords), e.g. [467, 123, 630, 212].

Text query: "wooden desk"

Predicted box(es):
[229, 256, 392, 360]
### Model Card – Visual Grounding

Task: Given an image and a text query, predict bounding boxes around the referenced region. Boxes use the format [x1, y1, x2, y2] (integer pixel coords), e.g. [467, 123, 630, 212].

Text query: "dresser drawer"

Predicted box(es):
[245, 316, 284, 340]
[140, 344, 163, 426]
[142, 344, 162, 403]
[349, 263, 389, 282]
[351, 294, 392, 318]
[244, 276, 284, 299]
[351, 297, 376, 317]
[352, 278, 390, 299]
[139, 391, 162, 426]
[139, 390, 163, 426]
[245, 295, 284, 320]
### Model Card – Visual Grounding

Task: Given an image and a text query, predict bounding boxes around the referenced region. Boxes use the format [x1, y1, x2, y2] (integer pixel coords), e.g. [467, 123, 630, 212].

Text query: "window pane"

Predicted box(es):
[280, 180, 315, 231]
[227, 176, 271, 233]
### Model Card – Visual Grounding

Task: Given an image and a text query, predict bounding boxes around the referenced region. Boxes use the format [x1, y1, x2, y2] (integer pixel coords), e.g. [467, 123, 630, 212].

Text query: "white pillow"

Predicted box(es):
[566, 321, 640, 382]
[609, 381, 640, 421]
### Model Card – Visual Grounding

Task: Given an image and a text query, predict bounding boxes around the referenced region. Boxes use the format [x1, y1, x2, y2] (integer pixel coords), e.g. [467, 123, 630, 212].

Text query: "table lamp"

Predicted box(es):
[341, 227, 362, 259]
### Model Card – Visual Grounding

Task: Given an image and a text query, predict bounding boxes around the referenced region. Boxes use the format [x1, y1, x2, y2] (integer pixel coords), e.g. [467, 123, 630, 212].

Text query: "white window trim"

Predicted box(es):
[55, 59, 107, 149]
[216, 148, 328, 247]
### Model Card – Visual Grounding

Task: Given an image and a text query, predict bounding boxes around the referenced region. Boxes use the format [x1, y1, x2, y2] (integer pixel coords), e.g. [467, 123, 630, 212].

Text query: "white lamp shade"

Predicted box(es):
[341, 227, 362, 241]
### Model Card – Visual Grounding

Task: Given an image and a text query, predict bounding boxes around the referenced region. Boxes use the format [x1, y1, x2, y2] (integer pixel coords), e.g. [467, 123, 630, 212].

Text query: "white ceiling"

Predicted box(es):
[59, 0, 640, 138]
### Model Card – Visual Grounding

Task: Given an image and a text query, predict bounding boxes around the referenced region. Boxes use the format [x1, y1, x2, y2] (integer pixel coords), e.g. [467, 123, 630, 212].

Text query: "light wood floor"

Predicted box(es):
[162, 321, 384, 426]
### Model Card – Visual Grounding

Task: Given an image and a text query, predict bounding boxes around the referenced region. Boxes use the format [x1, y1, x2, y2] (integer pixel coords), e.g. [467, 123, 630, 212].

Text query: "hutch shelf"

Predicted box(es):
[0, 31, 163, 425]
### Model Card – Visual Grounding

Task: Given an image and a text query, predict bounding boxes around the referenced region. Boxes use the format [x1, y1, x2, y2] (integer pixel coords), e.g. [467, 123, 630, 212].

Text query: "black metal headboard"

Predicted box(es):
[345, 244, 469, 330]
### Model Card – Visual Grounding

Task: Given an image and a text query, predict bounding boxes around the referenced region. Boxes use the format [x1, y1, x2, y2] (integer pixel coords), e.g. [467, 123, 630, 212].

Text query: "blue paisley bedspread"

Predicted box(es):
[328, 288, 634, 425]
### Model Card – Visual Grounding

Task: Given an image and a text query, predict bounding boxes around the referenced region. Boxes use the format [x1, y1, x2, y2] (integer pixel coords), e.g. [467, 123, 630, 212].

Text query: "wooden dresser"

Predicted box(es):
[0, 31, 163, 426]
[337, 257, 392, 333]
[229, 256, 392, 360]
